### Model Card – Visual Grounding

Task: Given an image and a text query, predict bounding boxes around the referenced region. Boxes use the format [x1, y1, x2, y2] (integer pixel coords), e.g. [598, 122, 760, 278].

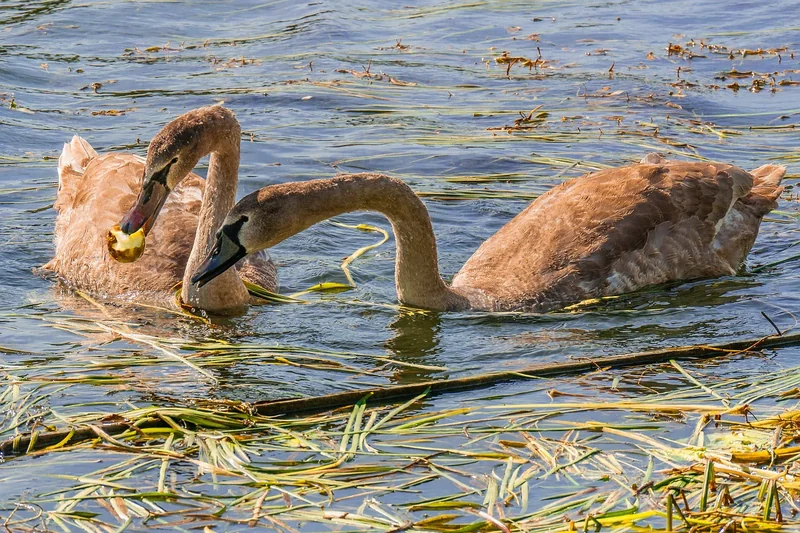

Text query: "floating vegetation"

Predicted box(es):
[494, 49, 553, 76]
[667, 39, 789, 60]
[375, 39, 418, 52]
[667, 42, 708, 60]
[4, 1, 800, 532]
[209, 56, 263, 71]
[6, 348, 800, 531]
[336, 61, 418, 87]
[90, 108, 134, 117]
[661, 39, 800, 94]
[122, 42, 188, 57]
[487, 105, 550, 133]
[417, 188, 539, 200]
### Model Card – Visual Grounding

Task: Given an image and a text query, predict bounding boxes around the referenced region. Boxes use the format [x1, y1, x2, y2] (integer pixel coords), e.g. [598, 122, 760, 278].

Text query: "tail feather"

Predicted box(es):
[713, 164, 785, 269]
[738, 164, 786, 217]
[749, 164, 785, 202]
[58, 135, 97, 178]
[640, 152, 667, 165]
[55, 135, 97, 212]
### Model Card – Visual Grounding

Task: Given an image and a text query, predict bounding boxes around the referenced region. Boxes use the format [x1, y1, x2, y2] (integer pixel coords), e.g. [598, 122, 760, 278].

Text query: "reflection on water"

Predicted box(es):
[385, 310, 443, 382]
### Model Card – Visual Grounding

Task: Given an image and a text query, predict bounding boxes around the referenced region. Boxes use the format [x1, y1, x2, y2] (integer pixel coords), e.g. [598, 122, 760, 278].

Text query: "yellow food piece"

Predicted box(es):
[107, 224, 146, 263]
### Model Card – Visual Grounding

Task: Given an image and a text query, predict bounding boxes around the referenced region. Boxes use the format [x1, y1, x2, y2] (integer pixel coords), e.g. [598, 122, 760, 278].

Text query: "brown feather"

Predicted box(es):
[451, 158, 784, 311]
[202, 154, 784, 313]
[44, 141, 276, 304]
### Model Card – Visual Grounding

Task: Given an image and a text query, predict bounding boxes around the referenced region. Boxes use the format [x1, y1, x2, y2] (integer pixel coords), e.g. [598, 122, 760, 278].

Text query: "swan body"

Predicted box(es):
[43, 107, 277, 310]
[450, 155, 785, 311]
[193, 153, 784, 313]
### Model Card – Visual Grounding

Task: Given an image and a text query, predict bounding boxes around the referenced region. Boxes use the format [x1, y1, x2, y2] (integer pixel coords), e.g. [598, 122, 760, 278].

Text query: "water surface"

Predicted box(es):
[2, 0, 800, 528]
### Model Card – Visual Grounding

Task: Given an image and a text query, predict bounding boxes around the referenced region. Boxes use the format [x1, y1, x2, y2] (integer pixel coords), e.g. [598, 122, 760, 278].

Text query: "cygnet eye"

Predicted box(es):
[171, 157, 179, 164]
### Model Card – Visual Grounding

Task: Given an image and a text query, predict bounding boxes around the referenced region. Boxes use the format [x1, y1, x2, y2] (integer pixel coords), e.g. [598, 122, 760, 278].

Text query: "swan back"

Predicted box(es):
[452, 160, 784, 311]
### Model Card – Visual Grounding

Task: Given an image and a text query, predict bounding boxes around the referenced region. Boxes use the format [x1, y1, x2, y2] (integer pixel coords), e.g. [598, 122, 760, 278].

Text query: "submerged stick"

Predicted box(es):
[3, 331, 799, 456]
[251, 332, 800, 416]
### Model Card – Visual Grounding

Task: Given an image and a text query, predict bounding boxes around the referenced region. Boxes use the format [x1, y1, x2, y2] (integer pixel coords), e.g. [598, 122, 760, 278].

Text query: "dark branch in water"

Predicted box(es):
[3, 331, 799, 456]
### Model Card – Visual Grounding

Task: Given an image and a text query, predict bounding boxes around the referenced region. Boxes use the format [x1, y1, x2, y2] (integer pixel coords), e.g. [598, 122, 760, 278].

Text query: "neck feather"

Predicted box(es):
[265, 174, 470, 311]
[181, 144, 249, 313]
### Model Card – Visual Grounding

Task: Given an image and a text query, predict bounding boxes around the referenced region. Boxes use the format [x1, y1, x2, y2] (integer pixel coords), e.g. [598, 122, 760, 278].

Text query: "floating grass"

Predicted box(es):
[242, 221, 389, 301]
[7, 347, 800, 531]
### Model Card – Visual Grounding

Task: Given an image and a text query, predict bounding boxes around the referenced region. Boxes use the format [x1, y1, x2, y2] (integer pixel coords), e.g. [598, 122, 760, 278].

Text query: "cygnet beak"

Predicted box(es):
[191, 232, 247, 288]
[119, 168, 171, 235]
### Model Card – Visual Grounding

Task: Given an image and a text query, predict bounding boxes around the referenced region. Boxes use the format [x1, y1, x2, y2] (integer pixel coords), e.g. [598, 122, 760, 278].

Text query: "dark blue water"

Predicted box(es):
[2, 0, 800, 528]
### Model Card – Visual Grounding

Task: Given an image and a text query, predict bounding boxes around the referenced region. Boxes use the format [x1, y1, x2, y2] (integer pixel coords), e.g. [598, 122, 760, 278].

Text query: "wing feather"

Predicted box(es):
[452, 160, 760, 311]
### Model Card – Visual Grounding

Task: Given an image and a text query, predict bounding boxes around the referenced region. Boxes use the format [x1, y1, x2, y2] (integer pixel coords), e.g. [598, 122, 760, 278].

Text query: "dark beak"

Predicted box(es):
[191, 233, 247, 288]
[119, 168, 171, 235]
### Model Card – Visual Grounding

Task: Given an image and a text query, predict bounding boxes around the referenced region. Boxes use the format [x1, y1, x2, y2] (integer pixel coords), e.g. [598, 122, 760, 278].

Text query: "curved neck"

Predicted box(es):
[181, 143, 249, 313]
[267, 174, 470, 311]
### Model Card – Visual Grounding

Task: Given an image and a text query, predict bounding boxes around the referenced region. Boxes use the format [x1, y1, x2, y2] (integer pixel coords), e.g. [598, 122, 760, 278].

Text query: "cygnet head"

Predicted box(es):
[119, 106, 240, 235]
[190, 186, 292, 287]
